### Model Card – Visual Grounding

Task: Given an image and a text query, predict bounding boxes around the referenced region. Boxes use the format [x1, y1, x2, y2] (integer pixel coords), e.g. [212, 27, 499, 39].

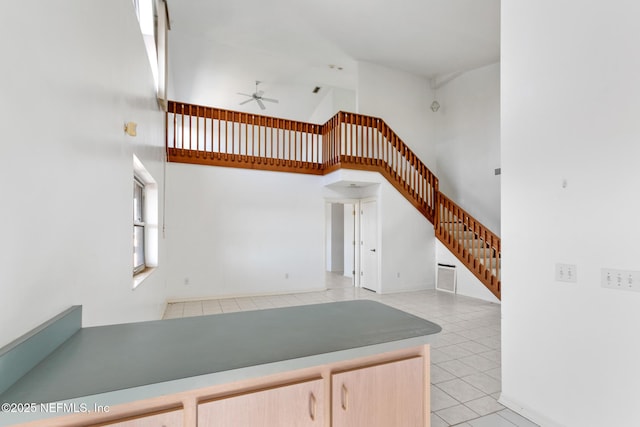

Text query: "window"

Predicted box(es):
[132, 155, 159, 288]
[133, 176, 146, 274]
[132, 0, 169, 106]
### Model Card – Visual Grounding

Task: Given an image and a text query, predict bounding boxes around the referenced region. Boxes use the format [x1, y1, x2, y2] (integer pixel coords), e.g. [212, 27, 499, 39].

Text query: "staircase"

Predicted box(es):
[165, 101, 501, 299]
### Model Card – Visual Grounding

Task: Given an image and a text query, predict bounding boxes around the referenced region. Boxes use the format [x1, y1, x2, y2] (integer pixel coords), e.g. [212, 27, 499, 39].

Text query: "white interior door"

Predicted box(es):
[360, 200, 379, 292]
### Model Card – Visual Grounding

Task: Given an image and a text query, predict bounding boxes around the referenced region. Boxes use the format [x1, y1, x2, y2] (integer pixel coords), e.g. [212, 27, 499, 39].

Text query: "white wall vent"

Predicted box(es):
[436, 264, 457, 293]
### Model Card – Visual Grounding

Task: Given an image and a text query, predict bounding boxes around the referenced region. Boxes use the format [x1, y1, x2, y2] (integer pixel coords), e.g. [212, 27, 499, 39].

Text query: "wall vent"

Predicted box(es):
[436, 264, 457, 293]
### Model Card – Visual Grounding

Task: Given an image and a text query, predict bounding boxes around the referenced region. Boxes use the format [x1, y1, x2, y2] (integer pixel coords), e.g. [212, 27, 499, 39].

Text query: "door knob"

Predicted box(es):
[370, 249, 376, 252]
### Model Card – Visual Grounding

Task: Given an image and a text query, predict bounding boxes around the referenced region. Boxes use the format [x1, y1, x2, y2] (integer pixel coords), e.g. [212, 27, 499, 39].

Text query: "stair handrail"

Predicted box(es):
[435, 191, 501, 298]
[322, 111, 439, 221]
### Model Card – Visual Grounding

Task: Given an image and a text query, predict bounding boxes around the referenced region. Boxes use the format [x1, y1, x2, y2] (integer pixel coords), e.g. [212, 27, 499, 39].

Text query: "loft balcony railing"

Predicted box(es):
[166, 100, 500, 298]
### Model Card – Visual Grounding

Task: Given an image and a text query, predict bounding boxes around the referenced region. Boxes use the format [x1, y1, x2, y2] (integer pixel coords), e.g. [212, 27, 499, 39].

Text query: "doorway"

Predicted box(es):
[326, 202, 355, 289]
[325, 200, 379, 291]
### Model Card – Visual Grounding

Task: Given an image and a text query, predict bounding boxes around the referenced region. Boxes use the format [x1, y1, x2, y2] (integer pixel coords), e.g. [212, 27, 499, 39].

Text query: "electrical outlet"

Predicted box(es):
[601, 268, 640, 292]
[555, 263, 577, 283]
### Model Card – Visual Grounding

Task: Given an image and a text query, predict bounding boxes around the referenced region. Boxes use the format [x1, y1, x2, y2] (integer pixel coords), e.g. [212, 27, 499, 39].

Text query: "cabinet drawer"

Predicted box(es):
[198, 378, 324, 427]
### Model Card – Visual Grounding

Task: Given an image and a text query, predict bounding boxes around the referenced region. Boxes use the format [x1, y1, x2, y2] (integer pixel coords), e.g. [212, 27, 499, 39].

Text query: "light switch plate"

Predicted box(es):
[556, 263, 577, 283]
[601, 268, 640, 292]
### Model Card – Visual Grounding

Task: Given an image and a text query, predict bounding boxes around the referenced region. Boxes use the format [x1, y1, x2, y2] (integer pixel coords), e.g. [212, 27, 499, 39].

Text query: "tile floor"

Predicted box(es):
[163, 273, 538, 427]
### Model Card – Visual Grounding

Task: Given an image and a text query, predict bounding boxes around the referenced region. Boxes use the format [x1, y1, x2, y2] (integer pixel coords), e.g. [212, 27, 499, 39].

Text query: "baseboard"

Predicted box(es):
[167, 287, 328, 304]
[378, 283, 434, 295]
[499, 393, 566, 427]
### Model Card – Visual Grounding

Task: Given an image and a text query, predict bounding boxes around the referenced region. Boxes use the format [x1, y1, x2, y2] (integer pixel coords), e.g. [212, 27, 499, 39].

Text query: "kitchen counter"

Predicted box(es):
[0, 300, 441, 426]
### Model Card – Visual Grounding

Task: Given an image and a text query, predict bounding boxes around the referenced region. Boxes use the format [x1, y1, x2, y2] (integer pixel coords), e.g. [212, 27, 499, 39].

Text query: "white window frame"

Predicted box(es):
[133, 176, 146, 275]
[132, 0, 169, 108]
[133, 155, 158, 288]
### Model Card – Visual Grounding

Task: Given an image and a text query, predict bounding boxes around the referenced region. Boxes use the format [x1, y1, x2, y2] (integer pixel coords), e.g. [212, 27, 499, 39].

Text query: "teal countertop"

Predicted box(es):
[0, 300, 440, 425]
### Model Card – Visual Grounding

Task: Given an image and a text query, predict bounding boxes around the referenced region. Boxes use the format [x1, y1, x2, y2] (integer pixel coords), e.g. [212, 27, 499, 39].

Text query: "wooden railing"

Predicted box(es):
[435, 192, 501, 299]
[166, 101, 500, 298]
[166, 101, 324, 174]
[322, 112, 438, 221]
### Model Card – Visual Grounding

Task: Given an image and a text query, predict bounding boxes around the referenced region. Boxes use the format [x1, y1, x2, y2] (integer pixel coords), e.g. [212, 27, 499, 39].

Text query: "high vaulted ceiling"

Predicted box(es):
[167, 0, 500, 121]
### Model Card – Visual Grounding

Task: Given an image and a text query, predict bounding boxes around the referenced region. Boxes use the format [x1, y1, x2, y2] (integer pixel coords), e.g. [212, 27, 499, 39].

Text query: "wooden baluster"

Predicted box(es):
[206, 108, 210, 155]
[196, 106, 201, 157]
[296, 123, 301, 167]
[406, 143, 410, 186]
[187, 104, 193, 155]
[403, 146, 408, 190]
[173, 106, 178, 152]
[360, 115, 365, 164]
[222, 110, 227, 159]
[288, 122, 292, 165]
[482, 229, 488, 278]
[180, 104, 185, 154]
[312, 123, 316, 166]
[373, 119, 378, 165]
[275, 119, 279, 166]
[232, 112, 237, 161]
[454, 204, 460, 253]
[270, 118, 274, 165]
[251, 115, 255, 161]
[212, 107, 216, 155]
[244, 114, 248, 162]
[309, 123, 313, 166]
[351, 115, 356, 164]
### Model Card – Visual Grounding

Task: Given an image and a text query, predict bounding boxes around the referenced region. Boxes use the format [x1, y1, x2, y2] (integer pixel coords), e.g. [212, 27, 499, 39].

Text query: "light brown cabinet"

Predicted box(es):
[21, 346, 430, 427]
[331, 357, 425, 427]
[198, 378, 324, 427]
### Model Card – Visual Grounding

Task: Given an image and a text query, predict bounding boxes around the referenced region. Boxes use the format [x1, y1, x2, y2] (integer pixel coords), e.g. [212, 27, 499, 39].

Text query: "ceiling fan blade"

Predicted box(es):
[239, 98, 255, 105]
[261, 97, 279, 104]
[256, 98, 266, 110]
[237, 92, 253, 97]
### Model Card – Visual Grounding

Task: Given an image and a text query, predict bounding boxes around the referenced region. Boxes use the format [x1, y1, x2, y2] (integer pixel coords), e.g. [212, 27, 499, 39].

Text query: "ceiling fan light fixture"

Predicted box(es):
[237, 81, 279, 110]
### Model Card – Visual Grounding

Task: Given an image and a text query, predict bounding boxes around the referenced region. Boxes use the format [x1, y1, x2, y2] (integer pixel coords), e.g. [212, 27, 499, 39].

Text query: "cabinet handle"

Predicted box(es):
[309, 392, 316, 421]
[341, 384, 348, 411]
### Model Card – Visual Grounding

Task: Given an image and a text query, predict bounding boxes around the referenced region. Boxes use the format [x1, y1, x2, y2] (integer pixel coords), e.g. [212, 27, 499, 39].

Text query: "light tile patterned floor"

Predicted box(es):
[163, 273, 538, 427]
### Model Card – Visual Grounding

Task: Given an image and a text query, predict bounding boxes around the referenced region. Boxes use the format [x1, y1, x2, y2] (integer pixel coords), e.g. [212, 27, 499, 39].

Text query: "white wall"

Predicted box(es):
[357, 61, 436, 170]
[164, 164, 326, 300]
[380, 180, 435, 293]
[0, 1, 167, 347]
[502, 2, 640, 426]
[308, 87, 356, 124]
[435, 63, 501, 234]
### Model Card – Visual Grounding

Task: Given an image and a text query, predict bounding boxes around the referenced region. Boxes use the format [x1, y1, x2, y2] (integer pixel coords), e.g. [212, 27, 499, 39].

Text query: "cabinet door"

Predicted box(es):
[332, 357, 425, 427]
[96, 408, 183, 427]
[198, 378, 324, 427]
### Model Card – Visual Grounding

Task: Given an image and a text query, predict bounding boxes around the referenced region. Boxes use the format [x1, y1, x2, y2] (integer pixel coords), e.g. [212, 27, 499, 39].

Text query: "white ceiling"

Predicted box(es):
[167, 0, 500, 121]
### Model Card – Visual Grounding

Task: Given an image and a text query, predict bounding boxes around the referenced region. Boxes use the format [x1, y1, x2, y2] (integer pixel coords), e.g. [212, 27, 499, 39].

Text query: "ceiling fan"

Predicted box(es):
[237, 81, 279, 110]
